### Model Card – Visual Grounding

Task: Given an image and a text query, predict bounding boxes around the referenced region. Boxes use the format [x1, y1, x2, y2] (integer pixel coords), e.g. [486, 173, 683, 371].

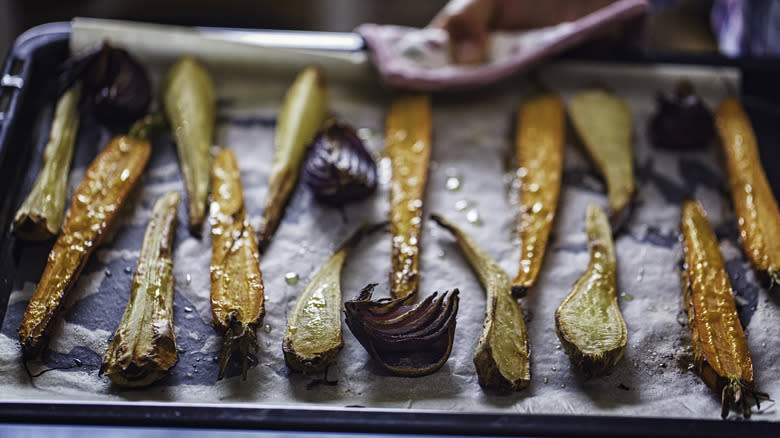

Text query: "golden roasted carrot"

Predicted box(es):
[101, 191, 180, 387]
[681, 199, 768, 419]
[569, 89, 635, 229]
[162, 57, 215, 235]
[386, 94, 431, 301]
[555, 204, 627, 379]
[511, 93, 565, 297]
[18, 117, 153, 358]
[13, 83, 81, 241]
[209, 148, 265, 380]
[715, 98, 780, 289]
[257, 66, 327, 253]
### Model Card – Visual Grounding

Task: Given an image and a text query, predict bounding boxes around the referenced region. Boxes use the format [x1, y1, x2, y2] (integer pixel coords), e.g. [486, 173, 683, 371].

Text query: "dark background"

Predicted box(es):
[1, 0, 718, 58]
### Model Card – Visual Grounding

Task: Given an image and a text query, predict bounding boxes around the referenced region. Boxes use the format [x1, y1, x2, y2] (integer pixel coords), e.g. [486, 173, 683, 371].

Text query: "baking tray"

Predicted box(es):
[1, 21, 780, 437]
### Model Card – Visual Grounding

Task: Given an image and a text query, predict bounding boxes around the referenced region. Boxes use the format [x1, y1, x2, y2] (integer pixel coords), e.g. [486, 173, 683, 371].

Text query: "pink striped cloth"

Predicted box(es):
[357, 0, 650, 91]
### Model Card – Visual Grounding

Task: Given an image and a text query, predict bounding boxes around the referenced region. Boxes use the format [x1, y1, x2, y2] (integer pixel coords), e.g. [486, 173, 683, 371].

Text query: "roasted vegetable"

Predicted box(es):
[301, 120, 377, 206]
[648, 80, 714, 150]
[681, 199, 768, 419]
[209, 148, 265, 380]
[386, 94, 432, 301]
[100, 191, 180, 387]
[432, 214, 530, 391]
[344, 94, 458, 377]
[283, 222, 385, 373]
[715, 97, 780, 290]
[60, 42, 151, 125]
[12, 83, 82, 241]
[18, 117, 153, 358]
[258, 66, 327, 252]
[569, 89, 635, 230]
[554, 204, 627, 379]
[162, 57, 215, 235]
[344, 285, 459, 377]
[511, 93, 564, 297]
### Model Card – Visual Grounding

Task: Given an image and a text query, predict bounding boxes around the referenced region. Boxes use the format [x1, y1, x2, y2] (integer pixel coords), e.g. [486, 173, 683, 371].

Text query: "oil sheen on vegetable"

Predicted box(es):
[511, 93, 564, 297]
[681, 199, 768, 419]
[209, 148, 265, 380]
[715, 97, 780, 290]
[101, 191, 180, 387]
[433, 214, 530, 391]
[554, 204, 627, 379]
[19, 120, 152, 358]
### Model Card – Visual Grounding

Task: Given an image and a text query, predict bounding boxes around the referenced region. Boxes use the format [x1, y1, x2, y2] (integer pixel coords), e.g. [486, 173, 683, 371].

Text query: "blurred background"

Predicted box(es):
[1, 0, 725, 58]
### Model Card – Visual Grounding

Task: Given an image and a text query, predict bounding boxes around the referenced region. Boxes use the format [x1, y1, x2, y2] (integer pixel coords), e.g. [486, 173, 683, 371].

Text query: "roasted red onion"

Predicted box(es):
[344, 284, 459, 376]
[59, 42, 151, 126]
[302, 121, 377, 205]
[648, 80, 714, 150]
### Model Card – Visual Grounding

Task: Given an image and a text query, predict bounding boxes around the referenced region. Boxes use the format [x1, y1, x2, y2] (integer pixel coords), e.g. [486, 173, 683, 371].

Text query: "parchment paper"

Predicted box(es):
[0, 44, 777, 421]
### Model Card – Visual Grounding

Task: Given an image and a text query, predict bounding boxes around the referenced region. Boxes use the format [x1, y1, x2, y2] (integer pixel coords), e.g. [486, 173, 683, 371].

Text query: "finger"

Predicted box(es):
[445, 15, 490, 64]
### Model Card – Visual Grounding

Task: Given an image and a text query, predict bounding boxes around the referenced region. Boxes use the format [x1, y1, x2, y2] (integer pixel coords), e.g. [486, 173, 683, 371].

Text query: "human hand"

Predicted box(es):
[429, 0, 621, 64]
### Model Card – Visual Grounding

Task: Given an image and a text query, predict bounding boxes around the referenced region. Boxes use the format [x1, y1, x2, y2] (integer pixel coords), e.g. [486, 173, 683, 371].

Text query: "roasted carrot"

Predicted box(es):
[715, 97, 780, 290]
[13, 83, 81, 241]
[209, 148, 265, 380]
[283, 222, 385, 373]
[257, 66, 327, 253]
[386, 94, 431, 301]
[555, 204, 627, 379]
[101, 191, 180, 387]
[681, 199, 768, 418]
[569, 89, 635, 230]
[162, 57, 215, 235]
[432, 214, 530, 391]
[18, 117, 153, 358]
[511, 93, 565, 297]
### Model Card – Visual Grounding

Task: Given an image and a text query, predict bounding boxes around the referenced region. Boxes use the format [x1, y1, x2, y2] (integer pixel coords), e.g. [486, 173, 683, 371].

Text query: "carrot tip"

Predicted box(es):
[217, 321, 259, 381]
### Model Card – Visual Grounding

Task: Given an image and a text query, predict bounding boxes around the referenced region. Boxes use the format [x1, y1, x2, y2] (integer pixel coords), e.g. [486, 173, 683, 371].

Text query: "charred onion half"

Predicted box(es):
[301, 120, 377, 206]
[60, 42, 151, 126]
[344, 285, 459, 377]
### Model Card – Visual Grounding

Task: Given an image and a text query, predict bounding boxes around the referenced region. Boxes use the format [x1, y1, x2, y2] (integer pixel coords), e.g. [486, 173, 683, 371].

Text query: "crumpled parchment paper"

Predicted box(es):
[0, 56, 777, 421]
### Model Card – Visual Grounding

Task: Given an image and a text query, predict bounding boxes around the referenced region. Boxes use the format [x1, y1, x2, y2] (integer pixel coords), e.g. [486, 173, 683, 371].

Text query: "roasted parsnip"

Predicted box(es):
[19, 117, 153, 358]
[162, 57, 215, 235]
[555, 204, 627, 378]
[511, 93, 565, 297]
[681, 200, 768, 419]
[386, 94, 431, 301]
[257, 66, 327, 253]
[13, 83, 82, 241]
[432, 214, 530, 391]
[283, 222, 385, 373]
[715, 98, 780, 290]
[569, 90, 635, 230]
[101, 191, 180, 387]
[210, 148, 265, 380]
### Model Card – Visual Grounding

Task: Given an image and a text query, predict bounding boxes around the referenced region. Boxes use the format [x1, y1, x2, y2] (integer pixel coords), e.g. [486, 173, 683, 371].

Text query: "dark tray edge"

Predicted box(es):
[2, 401, 779, 437]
